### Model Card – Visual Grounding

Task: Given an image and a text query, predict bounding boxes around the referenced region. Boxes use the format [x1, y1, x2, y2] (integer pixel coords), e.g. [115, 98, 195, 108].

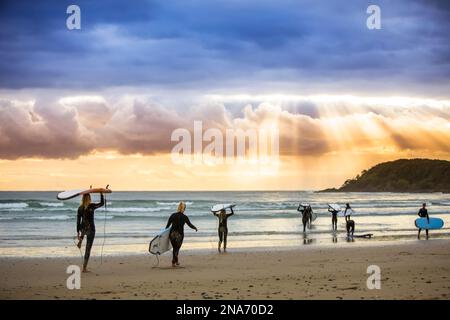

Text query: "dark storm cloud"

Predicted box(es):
[0, 0, 448, 93]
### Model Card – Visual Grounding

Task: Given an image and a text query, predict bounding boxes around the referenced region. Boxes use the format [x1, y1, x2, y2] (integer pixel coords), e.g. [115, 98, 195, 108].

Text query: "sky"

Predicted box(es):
[0, 0, 449, 190]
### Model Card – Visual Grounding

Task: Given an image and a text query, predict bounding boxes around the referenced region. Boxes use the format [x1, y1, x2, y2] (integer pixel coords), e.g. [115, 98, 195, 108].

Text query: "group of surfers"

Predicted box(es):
[297, 203, 355, 235]
[76, 195, 234, 272]
[75, 193, 432, 272]
[298, 202, 431, 240]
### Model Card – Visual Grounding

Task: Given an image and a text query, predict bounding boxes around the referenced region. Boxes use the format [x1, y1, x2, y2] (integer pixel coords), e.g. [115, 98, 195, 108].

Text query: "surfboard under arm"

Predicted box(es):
[149, 227, 172, 255]
[415, 217, 444, 230]
[328, 203, 341, 212]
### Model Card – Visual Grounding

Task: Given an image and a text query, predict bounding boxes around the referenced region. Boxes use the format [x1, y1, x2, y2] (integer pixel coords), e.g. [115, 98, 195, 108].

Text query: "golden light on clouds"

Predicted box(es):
[0, 95, 449, 190]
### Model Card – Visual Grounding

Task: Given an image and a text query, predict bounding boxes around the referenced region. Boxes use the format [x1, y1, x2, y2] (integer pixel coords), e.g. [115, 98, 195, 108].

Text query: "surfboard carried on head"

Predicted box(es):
[327, 204, 356, 217]
[149, 227, 172, 255]
[298, 203, 317, 221]
[300, 202, 309, 208]
[328, 203, 341, 212]
[415, 217, 444, 230]
[211, 203, 235, 213]
[57, 186, 112, 200]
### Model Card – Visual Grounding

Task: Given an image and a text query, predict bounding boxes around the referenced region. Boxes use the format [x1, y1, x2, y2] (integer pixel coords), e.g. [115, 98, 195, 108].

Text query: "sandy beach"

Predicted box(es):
[1, 240, 449, 300]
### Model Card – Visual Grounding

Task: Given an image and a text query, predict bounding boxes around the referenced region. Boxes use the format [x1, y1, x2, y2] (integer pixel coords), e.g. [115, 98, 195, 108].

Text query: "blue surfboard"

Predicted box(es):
[415, 217, 444, 229]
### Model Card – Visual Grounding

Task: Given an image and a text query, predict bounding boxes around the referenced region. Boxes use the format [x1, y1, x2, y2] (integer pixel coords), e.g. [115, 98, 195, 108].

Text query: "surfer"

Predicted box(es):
[213, 208, 234, 253]
[344, 203, 352, 217]
[165, 201, 198, 267]
[346, 219, 355, 237]
[417, 203, 429, 239]
[344, 203, 355, 237]
[297, 204, 311, 232]
[76, 193, 105, 272]
[328, 206, 338, 231]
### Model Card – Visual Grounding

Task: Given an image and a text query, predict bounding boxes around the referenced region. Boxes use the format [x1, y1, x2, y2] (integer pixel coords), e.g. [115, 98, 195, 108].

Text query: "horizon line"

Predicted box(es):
[0, 189, 320, 193]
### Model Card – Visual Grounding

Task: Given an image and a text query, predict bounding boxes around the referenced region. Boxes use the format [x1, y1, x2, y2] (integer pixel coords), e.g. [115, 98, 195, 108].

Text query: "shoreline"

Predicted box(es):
[1, 239, 449, 300]
[2, 231, 450, 258]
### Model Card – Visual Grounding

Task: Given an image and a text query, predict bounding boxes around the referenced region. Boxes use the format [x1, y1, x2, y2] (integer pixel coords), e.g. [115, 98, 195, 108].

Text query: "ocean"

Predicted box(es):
[0, 191, 449, 258]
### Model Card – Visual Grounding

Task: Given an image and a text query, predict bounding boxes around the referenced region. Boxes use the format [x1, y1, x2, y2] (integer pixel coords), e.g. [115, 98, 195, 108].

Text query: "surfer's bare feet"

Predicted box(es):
[172, 263, 176, 268]
[82, 268, 90, 273]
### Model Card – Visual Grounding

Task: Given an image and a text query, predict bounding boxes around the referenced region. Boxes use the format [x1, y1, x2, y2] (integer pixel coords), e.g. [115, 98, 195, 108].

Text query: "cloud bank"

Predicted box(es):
[1, 95, 449, 160]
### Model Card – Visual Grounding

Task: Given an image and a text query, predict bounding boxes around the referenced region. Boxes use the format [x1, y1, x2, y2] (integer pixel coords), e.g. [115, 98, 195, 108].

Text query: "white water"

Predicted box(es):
[0, 191, 449, 257]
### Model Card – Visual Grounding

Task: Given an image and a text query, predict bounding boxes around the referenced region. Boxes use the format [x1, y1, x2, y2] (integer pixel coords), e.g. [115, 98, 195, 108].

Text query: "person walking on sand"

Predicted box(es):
[417, 203, 430, 239]
[213, 207, 234, 253]
[76, 193, 105, 273]
[166, 201, 198, 267]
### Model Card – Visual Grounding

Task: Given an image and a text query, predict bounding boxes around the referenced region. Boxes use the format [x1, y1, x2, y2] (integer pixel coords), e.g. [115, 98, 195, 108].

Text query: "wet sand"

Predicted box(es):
[1, 240, 449, 300]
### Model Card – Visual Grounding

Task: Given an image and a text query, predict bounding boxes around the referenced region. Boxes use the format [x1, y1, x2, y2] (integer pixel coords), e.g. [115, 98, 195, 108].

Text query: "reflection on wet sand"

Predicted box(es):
[302, 233, 315, 245]
[332, 232, 338, 243]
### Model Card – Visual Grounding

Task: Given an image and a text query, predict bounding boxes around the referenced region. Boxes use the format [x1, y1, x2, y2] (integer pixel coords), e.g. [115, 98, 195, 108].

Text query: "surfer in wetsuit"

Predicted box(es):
[166, 202, 198, 267]
[417, 203, 429, 239]
[344, 203, 355, 237]
[213, 208, 234, 253]
[346, 219, 355, 237]
[328, 206, 338, 231]
[307, 206, 314, 228]
[76, 193, 105, 272]
[297, 204, 311, 232]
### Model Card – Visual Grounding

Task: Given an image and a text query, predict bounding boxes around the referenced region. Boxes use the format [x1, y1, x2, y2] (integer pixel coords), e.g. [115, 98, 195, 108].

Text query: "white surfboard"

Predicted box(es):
[328, 203, 341, 212]
[57, 187, 112, 200]
[149, 227, 172, 255]
[211, 203, 235, 213]
[339, 208, 355, 217]
[300, 202, 310, 207]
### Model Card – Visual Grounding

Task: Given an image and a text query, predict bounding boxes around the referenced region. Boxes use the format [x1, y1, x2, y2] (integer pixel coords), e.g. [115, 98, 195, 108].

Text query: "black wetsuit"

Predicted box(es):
[344, 206, 354, 236]
[418, 208, 428, 219]
[346, 219, 355, 236]
[76, 194, 105, 267]
[298, 205, 311, 232]
[417, 207, 429, 238]
[329, 209, 338, 230]
[214, 208, 234, 250]
[166, 212, 197, 264]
